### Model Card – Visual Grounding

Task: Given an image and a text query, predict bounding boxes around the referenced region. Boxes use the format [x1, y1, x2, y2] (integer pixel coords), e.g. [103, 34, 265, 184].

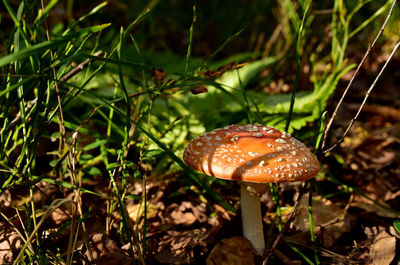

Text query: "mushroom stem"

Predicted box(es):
[240, 183, 265, 256]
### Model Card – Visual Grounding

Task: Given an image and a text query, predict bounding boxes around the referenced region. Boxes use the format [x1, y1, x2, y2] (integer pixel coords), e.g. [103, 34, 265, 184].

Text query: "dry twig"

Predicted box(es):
[321, 0, 398, 153]
[324, 41, 400, 153]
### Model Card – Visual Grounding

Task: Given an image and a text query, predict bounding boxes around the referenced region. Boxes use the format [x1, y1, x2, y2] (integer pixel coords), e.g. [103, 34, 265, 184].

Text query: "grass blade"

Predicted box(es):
[0, 24, 111, 67]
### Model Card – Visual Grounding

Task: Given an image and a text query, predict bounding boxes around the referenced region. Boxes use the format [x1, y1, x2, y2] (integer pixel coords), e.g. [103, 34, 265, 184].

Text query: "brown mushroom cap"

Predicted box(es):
[183, 124, 319, 183]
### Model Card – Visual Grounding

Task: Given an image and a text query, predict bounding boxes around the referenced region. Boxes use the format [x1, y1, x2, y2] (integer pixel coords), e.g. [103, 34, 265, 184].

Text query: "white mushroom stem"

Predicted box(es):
[240, 183, 265, 256]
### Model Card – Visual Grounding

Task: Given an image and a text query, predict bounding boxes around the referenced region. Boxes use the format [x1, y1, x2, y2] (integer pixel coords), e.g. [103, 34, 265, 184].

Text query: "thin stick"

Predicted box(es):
[321, 0, 397, 152]
[60, 50, 103, 82]
[324, 41, 400, 153]
[263, 183, 307, 264]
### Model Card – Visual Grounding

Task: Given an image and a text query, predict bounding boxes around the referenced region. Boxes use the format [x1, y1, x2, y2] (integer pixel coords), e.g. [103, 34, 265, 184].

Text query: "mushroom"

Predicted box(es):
[183, 124, 319, 256]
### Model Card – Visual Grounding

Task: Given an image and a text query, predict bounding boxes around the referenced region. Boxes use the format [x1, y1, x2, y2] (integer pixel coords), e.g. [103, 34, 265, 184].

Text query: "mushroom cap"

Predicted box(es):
[183, 124, 319, 183]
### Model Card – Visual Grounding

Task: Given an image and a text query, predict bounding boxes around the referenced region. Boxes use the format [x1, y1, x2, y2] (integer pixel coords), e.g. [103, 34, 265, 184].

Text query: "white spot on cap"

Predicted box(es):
[259, 160, 265, 167]
[277, 146, 284, 152]
[245, 125, 259, 132]
[291, 151, 297, 156]
[275, 138, 286, 144]
[248, 152, 258, 157]
[231, 135, 239, 143]
[215, 135, 222, 141]
[196, 142, 203, 147]
[253, 133, 263, 137]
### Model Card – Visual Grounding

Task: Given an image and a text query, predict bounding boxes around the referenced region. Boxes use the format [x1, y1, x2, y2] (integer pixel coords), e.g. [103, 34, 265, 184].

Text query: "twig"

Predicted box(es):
[60, 50, 103, 82]
[4, 98, 38, 133]
[67, 105, 101, 263]
[321, 0, 397, 152]
[263, 183, 308, 264]
[324, 41, 400, 153]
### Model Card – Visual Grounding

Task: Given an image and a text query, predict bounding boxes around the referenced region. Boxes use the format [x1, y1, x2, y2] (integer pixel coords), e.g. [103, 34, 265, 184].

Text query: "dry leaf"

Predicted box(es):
[50, 206, 72, 225]
[294, 195, 350, 248]
[0, 231, 21, 264]
[351, 201, 400, 219]
[295, 195, 345, 231]
[88, 233, 120, 260]
[206, 236, 255, 265]
[127, 201, 158, 223]
[198, 70, 223, 77]
[217, 61, 248, 72]
[190, 85, 208, 95]
[151, 68, 166, 82]
[164, 201, 207, 226]
[94, 252, 133, 265]
[156, 229, 208, 264]
[369, 229, 396, 265]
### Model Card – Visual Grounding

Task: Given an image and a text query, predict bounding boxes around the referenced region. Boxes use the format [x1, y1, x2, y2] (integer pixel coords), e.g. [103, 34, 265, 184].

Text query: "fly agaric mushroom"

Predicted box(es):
[183, 124, 319, 256]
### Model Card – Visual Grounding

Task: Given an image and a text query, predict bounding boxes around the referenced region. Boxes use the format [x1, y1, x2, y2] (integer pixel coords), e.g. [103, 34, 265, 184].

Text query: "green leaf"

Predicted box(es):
[83, 139, 108, 151]
[394, 220, 400, 233]
[85, 167, 102, 176]
[144, 149, 165, 157]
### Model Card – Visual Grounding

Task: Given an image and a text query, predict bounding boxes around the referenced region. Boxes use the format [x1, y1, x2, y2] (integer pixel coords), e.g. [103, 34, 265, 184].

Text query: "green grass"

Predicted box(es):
[0, 0, 396, 264]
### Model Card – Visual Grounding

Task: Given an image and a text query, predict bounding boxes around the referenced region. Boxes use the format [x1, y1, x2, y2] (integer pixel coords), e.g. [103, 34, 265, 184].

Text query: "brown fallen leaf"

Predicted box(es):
[155, 229, 208, 264]
[50, 206, 73, 225]
[164, 201, 207, 226]
[198, 70, 222, 78]
[127, 201, 158, 223]
[86, 233, 121, 261]
[190, 85, 208, 95]
[151, 68, 166, 82]
[369, 229, 396, 265]
[198, 62, 248, 78]
[217, 61, 248, 72]
[0, 230, 22, 264]
[206, 236, 255, 265]
[94, 252, 134, 265]
[294, 195, 351, 248]
[0, 190, 11, 207]
[351, 201, 400, 219]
